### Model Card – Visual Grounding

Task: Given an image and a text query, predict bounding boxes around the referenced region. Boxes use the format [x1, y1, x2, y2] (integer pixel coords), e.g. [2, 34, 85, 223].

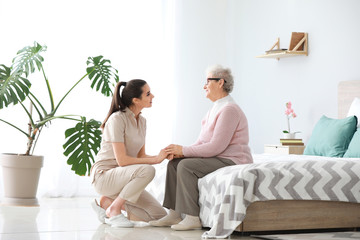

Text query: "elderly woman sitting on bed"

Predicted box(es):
[149, 65, 253, 231]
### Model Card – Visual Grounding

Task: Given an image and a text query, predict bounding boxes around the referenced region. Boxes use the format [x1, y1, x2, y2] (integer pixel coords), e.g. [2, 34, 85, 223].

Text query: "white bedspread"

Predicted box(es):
[199, 154, 360, 238]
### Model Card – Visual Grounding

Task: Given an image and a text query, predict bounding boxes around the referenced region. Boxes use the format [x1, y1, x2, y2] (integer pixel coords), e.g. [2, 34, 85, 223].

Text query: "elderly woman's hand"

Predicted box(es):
[165, 144, 183, 156]
[167, 154, 184, 161]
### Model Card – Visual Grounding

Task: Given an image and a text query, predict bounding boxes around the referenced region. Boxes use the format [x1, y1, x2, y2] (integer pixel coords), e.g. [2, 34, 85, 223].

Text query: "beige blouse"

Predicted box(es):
[90, 108, 146, 180]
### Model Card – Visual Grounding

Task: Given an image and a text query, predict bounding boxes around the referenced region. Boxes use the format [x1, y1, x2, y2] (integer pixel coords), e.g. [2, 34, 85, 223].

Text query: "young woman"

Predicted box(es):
[90, 79, 167, 227]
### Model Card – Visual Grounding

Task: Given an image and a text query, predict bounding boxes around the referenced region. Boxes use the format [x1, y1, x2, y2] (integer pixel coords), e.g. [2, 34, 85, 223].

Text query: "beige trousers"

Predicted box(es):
[93, 164, 166, 222]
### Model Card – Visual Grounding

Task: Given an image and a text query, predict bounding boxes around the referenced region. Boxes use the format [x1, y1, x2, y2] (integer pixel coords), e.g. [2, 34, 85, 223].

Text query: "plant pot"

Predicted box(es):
[0, 154, 43, 206]
[283, 133, 296, 139]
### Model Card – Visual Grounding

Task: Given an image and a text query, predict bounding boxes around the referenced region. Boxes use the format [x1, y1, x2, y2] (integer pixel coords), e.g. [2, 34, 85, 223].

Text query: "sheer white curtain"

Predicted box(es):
[0, 0, 175, 198]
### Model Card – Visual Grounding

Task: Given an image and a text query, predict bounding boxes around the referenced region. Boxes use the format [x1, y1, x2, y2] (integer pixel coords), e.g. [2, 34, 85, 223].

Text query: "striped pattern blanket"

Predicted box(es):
[198, 154, 360, 238]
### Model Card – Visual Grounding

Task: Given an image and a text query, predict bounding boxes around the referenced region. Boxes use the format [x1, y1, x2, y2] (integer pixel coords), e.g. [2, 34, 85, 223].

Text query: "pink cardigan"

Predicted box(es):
[182, 103, 253, 165]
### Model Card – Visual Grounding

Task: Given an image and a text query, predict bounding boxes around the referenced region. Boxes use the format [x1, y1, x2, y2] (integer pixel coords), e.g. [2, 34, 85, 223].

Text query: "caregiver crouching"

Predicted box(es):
[149, 65, 253, 231]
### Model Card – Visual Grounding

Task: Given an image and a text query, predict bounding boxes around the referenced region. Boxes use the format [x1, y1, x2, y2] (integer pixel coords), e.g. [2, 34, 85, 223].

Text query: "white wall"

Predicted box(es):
[172, 0, 233, 145]
[172, 0, 360, 154]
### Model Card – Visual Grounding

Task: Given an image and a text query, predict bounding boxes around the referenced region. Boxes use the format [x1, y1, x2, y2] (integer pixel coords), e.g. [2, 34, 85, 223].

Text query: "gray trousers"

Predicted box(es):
[163, 157, 235, 216]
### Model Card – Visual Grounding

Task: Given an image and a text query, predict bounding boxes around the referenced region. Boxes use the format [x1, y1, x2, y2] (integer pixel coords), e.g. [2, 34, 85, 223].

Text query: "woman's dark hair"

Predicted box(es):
[101, 79, 147, 129]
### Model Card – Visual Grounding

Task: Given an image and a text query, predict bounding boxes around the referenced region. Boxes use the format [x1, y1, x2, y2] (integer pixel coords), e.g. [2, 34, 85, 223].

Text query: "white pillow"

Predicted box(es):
[347, 97, 360, 127]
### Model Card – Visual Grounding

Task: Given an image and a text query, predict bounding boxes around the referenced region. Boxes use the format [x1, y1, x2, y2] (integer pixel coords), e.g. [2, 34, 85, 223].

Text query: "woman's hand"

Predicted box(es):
[155, 148, 168, 164]
[165, 144, 183, 156]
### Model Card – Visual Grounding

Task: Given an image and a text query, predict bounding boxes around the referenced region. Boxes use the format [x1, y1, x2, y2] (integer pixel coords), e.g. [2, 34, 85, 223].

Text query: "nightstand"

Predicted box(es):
[264, 144, 305, 155]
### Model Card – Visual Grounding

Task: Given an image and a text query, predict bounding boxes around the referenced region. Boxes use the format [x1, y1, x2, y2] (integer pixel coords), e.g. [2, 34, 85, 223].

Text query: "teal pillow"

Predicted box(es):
[304, 115, 357, 157]
[343, 128, 360, 158]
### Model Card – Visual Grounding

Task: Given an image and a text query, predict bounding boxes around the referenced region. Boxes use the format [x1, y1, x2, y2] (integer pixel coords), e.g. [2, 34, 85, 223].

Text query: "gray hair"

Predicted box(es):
[206, 64, 234, 93]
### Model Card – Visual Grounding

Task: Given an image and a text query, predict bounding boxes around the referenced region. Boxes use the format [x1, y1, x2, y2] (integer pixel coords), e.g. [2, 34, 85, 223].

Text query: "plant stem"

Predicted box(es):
[29, 92, 47, 117]
[287, 116, 291, 133]
[28, 93, 44, 121]
[25, 130, 36, 155]
[41, 66, 55, 111]
[53, 72, 92, 114]
[27, 102, 33, 153]
[36, 115, 82, 126]
[31, 126, 43, 155]
[19, 101, 35, 127]
[0, 119, 29, 137]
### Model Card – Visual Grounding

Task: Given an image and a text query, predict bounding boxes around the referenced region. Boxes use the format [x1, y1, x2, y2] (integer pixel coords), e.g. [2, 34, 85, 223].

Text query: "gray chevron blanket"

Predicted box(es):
[199, 154, 360, 239]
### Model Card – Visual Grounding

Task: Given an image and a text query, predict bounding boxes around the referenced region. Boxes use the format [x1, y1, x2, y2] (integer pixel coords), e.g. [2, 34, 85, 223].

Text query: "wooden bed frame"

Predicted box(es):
[236, 80, 360, 233]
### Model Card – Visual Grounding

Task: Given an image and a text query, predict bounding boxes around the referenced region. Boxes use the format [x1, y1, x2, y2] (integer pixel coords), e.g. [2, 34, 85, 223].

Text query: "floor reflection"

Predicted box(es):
[91, 223, 202, 240]
[0, 206, 40, 240]
[0, 198, 255, 240]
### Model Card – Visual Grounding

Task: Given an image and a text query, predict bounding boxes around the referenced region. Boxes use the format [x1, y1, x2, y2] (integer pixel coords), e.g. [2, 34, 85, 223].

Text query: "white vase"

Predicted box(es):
[0, 153, 43, 206]
[283, 133, 296, 139]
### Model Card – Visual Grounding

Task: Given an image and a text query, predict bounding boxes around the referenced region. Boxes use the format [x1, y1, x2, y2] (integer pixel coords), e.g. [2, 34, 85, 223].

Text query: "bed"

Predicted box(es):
[146, 80, 360, 239]
[199, 154, 360, 238]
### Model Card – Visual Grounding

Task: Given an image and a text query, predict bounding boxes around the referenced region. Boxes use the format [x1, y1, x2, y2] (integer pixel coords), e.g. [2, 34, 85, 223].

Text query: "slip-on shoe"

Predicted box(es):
[105, 214, 134, 228]
[91, 199, 106, 223]
[171, 222, 202, 231]
[148, 217, 182, 227]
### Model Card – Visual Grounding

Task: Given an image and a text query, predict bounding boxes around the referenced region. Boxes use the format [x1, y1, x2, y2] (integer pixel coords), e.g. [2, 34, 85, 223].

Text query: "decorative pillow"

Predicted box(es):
[343, 128, 360, 158]
[347, 97, 360, 127]
[304, 115, 357, 157]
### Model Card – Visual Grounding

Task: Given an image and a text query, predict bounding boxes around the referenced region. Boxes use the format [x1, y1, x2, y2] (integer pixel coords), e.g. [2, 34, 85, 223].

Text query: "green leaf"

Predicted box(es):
[63, 118, 102, 176]
[0, 42, 46, 109]
[0, 64, 31, 109]
[86, 56, 119, 97]
[12, 42, 46, 77]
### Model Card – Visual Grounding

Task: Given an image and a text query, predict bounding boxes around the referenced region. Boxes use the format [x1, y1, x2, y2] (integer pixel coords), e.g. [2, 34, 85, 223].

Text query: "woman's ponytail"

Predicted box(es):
[101, 81, 127, 129]
[101, 79, 147, 129]
[117, 81, 127, 112]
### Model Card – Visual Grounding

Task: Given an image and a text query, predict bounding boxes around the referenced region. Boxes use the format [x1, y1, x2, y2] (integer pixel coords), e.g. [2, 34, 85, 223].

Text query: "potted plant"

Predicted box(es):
[0, 42, 118, 206]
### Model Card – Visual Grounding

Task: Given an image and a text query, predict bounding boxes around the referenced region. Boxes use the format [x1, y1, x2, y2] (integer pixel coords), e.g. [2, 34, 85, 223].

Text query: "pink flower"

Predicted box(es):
[285, 109, 293, 115]
[286, 102, 292, 109]
[284, 101, 297, 133]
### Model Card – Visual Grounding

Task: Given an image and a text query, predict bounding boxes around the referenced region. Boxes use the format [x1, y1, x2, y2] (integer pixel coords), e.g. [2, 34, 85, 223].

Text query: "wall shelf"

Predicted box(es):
[256, 32, 308, 60]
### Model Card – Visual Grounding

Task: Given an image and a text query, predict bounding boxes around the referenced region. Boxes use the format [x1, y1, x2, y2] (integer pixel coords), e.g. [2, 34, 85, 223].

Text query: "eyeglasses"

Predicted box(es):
[206, 78, 226, 85]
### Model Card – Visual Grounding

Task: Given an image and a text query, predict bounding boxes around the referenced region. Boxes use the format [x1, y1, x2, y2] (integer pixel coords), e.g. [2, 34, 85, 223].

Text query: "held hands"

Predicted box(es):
[166, 154, 184, 160]
[168, 154, 184, 160]
[165, 144, 184, 160]
[155, 144, 184, 164]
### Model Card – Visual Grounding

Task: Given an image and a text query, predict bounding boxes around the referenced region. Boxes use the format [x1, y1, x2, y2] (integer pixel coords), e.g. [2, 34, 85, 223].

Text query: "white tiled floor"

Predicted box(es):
[0, 198, 255, 240]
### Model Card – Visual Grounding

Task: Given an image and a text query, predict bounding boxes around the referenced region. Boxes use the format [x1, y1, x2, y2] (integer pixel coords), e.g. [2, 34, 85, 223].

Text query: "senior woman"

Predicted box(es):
[149, 65, 253, 231]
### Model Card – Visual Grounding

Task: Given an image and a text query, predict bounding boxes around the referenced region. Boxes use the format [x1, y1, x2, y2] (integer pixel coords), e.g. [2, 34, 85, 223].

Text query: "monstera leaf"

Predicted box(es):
[0, 42, 46, 109]
[0, 64, 31, 109]
[86, 56, 119, 97]
[12, 42, 46, 77]
[63, 118, 102, 176]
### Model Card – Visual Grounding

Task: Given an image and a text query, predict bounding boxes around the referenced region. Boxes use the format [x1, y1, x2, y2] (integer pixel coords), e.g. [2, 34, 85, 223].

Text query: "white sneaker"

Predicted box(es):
[91, 199, 106, 223]
[105, 214, 134, 228]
